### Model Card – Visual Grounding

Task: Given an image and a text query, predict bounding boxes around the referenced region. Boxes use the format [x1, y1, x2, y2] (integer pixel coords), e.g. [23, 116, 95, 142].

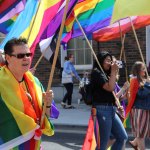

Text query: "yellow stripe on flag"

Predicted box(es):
[21, 0, 60, 47]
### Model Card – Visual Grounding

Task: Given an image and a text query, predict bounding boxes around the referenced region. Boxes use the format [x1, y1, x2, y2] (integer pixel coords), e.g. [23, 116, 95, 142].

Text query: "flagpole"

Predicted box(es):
[33, 47, 48, 69]
[129, 17, 149, 77]
[118, 21, 128, 81]
[75, 17, 123, 116]
[40, 0, 70, 127]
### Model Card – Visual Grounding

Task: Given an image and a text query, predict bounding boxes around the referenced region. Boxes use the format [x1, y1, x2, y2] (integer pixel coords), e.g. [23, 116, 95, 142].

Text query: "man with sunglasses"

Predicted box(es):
[0, 38, 56, 150]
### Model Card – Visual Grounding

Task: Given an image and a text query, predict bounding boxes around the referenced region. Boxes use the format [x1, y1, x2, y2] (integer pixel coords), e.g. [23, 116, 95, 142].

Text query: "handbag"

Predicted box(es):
[61, 71, 73, 84]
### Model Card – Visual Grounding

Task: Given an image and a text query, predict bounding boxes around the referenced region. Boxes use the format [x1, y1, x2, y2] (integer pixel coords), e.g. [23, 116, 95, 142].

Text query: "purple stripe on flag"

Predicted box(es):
[62, 17, 111, 43]
[40, 0, 77, 41]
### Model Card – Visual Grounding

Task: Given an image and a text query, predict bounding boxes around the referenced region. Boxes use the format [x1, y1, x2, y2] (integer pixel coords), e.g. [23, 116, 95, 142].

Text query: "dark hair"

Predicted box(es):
[4, 37, 28, 56]
[4, 37, 28, 65]
[131, 61, 147, 84]
[93, 51, 112, 75]
[64, 56, 69, 61]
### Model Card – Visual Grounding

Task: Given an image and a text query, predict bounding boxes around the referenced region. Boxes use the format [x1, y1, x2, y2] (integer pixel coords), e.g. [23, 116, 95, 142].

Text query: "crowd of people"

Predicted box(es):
[60, 51, 150, 149]
[0, 37, 150, 150]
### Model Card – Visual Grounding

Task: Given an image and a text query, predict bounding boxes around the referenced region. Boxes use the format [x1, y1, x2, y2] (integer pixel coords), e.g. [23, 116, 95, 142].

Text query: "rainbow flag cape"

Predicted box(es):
[124, 77, 139, 128]
[0, 0, 26, 23]
[111, 0, 150, 23]
[0, 66, 55, 149]
[61, 0, 115, 44]
[93, 16, 150, 42]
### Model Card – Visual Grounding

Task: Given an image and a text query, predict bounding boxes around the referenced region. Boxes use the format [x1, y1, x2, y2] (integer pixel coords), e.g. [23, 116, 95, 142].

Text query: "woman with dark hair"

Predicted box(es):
[126, 61, 150, 150]
[61, 54, 81, 109]
[91, 51, 128, 150]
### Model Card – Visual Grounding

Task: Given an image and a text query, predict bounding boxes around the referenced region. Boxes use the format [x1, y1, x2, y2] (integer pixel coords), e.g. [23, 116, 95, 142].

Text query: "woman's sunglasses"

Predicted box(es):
[9, 52, 32, 59]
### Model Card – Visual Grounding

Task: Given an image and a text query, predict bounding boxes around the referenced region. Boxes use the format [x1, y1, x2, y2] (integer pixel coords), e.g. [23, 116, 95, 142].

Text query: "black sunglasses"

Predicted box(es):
[10, 53, 32, 59]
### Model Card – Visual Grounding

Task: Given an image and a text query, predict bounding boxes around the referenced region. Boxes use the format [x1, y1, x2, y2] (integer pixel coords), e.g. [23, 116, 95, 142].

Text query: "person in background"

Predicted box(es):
[0, 38, 55, 150]
[79, 71, 90, 102]
[91, 51, 128, 150]
[126, 61, 150, 150]
[61, 54, 81, 109]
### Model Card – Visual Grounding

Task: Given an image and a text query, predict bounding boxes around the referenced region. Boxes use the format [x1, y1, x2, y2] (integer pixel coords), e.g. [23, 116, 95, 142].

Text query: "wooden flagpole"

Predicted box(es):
[75, 17, 123, 112]
[33, 47, 48, 69]
[40, 0, 70, 127]
[130, 17, 149, 77]
[118, 21, 128, 81]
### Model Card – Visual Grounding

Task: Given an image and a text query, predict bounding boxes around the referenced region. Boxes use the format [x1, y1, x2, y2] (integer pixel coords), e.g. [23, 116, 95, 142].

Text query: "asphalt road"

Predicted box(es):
[41, 130, 150, 150]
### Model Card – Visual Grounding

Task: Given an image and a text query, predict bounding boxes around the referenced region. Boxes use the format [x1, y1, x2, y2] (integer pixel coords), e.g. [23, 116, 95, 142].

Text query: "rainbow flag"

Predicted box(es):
[111, 0, 150, 23]
[93, 16, 150, 42]
[0, 15, 17, 34]
[0, 0, 39, 49]
[0, 0, 26, 23]
[61, 0, 115, 44]
[0, 0, 65, 56]
[0, 66, 55, 149]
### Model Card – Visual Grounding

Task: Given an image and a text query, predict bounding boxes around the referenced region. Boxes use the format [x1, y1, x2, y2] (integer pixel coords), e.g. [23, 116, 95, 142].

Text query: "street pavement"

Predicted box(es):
[47, 102, 150, 150]
[51, 102, 91, 127]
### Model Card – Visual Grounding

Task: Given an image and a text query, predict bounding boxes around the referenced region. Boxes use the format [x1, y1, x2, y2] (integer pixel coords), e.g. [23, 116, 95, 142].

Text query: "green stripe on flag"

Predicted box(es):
[0, 96, 21, 144]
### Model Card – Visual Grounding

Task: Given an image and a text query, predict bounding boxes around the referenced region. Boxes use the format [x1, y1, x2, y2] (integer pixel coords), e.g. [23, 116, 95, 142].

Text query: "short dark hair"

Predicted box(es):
[4, 37, 28, 55]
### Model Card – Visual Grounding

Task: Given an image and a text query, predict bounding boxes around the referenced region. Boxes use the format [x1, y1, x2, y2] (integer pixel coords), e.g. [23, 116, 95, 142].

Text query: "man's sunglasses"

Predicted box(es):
[10, 53, 32, 59]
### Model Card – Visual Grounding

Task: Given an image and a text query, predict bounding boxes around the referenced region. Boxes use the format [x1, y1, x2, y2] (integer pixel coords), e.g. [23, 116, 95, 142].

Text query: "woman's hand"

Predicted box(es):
[43, 90, 54, 106]
[111, 61, 119, 75]
[43, 90, 54, 117]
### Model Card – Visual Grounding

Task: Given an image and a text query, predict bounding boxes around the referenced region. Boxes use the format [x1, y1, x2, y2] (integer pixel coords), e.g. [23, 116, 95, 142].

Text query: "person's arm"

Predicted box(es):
[71, 64, 81, 81]
[103, 62, 118, 92]
[63, 61, 72, 74]
[116, 81, 130, 98]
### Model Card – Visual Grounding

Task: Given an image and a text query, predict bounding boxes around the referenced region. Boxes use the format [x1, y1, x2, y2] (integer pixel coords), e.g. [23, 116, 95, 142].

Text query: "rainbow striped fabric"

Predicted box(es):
[0, 0, 39, 49]
[0, 0, 26, 23]
[0, 66, 54, 150]
[0, 15, 17, 34]
[123, 77, 139, 129]
[0, 0, 65, 56]
[93, 16, 150, 42]
[82, 116, 97, 150]
[61, 0, 115, 44]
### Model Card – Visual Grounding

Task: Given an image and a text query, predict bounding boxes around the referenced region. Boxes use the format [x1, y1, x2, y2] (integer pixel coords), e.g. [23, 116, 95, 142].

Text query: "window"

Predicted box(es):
[61, 36, 93, 70]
